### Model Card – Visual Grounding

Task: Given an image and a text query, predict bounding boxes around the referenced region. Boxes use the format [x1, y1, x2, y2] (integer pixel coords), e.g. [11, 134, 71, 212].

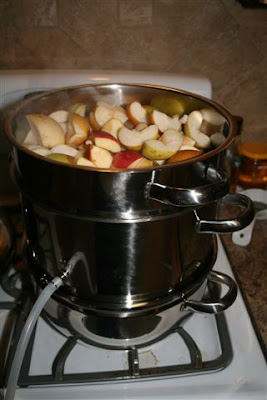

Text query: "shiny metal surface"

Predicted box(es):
[41, 269, 237, 349]
[24, 200, 216, 310]
[4, 83, 252, 343]
[181, 271, 237, 314]
[42, 278, 206, 349]
[195, 193, 255, 233]
[147, 173, 229, 207]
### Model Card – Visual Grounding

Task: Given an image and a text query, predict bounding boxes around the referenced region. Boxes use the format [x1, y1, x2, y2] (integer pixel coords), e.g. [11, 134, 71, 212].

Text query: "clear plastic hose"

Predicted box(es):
[5, 276, 63, 400]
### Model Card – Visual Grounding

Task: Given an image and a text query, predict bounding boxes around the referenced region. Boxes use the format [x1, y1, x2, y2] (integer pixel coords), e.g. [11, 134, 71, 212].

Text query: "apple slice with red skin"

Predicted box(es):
[112, 149, 144, 169]
[92, 131, 121, 153]
[87, 145, 113, 168]
[129, 157, 154, 169]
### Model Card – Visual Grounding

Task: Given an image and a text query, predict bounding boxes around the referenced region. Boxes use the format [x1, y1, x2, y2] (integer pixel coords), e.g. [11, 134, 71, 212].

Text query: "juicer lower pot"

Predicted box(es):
[38, 266, 237, 349]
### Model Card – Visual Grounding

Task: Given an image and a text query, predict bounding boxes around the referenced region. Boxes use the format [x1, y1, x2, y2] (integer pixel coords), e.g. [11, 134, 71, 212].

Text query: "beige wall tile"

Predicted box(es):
[22, 0, 58, 27]
[0, 0, 266, 142]
[0, 0, 24, 26]
[119, 0, 152, 27]
[219, 58, 267, 142]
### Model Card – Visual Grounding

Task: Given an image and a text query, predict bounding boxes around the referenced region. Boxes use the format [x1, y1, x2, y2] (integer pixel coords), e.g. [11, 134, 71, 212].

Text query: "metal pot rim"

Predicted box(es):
[5, 83, 238, 173]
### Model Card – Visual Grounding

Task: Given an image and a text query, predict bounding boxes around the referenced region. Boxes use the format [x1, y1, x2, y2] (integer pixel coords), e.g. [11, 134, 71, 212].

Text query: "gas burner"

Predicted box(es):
[1, 286, 233, 388]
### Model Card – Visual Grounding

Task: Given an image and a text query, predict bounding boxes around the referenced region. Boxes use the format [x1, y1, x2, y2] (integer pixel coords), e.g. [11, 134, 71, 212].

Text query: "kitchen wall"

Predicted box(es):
[0, 0, 266, 142]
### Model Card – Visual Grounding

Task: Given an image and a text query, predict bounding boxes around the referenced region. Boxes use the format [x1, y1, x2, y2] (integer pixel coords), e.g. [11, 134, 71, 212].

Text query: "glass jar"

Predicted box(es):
[236, 141, 267, 189]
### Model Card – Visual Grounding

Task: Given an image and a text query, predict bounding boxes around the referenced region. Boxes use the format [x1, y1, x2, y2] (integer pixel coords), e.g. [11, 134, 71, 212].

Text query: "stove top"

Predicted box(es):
[0, 236, 266, 400]
[0, 70, 266, 399]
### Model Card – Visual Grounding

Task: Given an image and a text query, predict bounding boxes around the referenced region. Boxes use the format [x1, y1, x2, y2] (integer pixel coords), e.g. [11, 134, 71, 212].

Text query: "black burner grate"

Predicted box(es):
[0, 268, 233, 388]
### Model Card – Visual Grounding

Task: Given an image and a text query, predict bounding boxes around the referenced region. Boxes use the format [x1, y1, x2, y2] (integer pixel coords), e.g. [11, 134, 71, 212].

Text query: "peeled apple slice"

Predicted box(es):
[184, 111, 211, 149]
[26, 114, 65, 149]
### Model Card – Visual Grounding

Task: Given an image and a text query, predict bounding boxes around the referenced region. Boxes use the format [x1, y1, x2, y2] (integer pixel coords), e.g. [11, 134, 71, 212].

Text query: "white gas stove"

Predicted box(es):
[0, 70, 266, 400]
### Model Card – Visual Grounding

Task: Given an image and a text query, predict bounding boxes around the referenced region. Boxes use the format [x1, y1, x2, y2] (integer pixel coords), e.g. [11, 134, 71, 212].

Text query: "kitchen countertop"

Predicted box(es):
[222, 218, 267, 359]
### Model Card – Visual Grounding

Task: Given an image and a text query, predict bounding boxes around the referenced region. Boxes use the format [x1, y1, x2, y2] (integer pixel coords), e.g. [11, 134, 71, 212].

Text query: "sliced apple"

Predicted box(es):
[93, 102, 128, 128]
[88, 145, 113, 168]
[66, 114, 89, 146]
[200, 109, 225, 136]
[112, 105, 128, 123]
[25, 144, 52, 157]
[51, 144, 79, 158]
[182, 135, 196, 147]
[118, 125, 159, 151]
[143, 105, 156, 114]
[126, 101, 149, 126]
[76, 157, 95, 167]
[26, 114, 65, 149]
[150, 110, 181, 132]
[167, 149, 203, 164]
[70, 103, 87, 117]
[180, 145, 200, 151]
[89, 111, 101, 130]
[135, 122, 148, 131]
[184, 111, 211, 149]
[102, 118, 124, 139]
[179, 114, 188, 124]
[129, 157, 154, 169]
[48, 110, 69, 134]
[49, 110, 69, 123]
[22, 130, 39, 146]
[124, 119, 135, 130]
[150, 95, 185, 117]
[112, 149, 143, 169]
[92, 131, 121, 153]
[142, 129, 183, 160]
[200, 108, 225, 126]
[47, 153, 74, 164]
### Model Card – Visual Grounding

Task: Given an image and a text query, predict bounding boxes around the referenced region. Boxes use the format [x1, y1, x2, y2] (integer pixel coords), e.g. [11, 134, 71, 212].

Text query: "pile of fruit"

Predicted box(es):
[21, 95, 226, 169]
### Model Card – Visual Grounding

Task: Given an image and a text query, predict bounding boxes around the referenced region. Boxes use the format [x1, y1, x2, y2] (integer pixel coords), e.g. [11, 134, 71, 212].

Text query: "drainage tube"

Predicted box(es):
[5, 251, 84, 400]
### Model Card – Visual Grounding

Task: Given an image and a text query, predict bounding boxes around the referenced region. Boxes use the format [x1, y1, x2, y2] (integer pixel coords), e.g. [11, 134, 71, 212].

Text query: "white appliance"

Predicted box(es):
[0, 70, 266, 400]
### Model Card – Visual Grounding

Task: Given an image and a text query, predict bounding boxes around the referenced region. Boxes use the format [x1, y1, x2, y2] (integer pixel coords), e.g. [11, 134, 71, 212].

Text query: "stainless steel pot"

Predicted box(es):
[4, 84, 254, 347]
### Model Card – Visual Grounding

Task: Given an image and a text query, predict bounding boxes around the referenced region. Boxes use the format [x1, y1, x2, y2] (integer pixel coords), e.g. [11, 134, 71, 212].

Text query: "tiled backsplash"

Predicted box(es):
[0, 0, 266, 142]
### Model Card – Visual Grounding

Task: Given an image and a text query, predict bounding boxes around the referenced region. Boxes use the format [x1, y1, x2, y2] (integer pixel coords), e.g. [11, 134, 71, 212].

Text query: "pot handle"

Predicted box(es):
[195, 193, 255, 234]
[147, 176, 229, 207]
[181, 270, 237, 314]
